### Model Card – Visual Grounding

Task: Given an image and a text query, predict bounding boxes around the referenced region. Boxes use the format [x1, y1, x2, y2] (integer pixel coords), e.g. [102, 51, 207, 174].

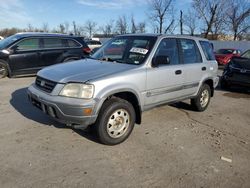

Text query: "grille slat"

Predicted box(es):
[35, 76, 57, 93]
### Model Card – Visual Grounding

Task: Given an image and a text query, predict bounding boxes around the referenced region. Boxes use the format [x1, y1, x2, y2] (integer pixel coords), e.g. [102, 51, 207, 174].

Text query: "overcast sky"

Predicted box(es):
[0, 0, 192, 31]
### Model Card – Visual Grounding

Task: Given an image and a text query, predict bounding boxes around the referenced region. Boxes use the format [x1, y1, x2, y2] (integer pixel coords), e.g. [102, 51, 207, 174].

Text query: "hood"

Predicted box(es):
[38, 58, 137, 83]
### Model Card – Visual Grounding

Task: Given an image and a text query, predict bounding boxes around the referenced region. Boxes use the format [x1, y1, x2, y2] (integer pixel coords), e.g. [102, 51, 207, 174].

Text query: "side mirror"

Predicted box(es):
[10, 45, 19, 53]
[152, 55, 170, 67]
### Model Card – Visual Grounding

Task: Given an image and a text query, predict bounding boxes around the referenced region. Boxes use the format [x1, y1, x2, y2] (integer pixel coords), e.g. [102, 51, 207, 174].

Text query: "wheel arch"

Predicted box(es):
[0, 59, 12, 77]
[202, 79, 214, 97]
[98, 90, 142, 125]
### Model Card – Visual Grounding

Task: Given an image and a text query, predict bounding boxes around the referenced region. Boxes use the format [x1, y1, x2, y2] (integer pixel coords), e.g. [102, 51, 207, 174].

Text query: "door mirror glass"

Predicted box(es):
[152, 55, 170, 67]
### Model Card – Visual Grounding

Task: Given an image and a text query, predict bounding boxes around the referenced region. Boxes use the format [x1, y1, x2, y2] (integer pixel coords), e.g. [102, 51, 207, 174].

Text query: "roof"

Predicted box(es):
[119, 33, 161, 37]
[117, 33, 208, 41]
[15, 32, 79, 38]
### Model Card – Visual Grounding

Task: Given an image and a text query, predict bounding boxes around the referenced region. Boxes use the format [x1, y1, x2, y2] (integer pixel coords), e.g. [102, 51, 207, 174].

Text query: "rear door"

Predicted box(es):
[39, 37, 65, 67]
[178, 38, 206, 96]
[8, 38, 41, 75]
[145, 38, 185, 107]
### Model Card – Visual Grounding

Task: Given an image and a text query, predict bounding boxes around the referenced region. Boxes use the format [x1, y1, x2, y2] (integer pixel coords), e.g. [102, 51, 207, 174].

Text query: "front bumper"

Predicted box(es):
[27, 84, 99, 129]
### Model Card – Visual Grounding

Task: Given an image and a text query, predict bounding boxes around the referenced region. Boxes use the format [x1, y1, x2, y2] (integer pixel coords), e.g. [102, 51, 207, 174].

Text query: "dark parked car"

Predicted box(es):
[0, 33, 91, 78]
[215, 48, 241, 65]
[221, 50, 250, 89]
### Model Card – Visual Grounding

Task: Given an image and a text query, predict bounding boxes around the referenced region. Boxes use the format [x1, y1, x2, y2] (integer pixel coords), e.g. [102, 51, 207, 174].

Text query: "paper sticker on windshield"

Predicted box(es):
[130, 47, 148, 55]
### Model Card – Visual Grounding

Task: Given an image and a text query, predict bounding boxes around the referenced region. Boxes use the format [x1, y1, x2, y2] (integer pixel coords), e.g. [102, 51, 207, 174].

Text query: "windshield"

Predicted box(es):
[216, 49, 234, 55]
[241, 50, 250, 59]
[91, 36, 157, 65]
[0, 34, 22, 50]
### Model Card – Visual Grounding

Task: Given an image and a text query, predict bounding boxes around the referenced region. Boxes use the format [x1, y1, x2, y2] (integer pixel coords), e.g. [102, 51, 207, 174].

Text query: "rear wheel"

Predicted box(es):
[191, 84, 211, 112]
[0, 62, 8, 78]
[95, 97, 135, 145]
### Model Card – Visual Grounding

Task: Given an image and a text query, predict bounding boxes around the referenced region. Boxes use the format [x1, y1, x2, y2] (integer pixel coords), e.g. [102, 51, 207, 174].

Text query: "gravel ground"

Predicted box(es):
[0, 75, 250, 188]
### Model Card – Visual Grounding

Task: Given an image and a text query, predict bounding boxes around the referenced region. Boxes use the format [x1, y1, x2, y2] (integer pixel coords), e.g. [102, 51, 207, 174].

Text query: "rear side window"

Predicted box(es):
[67, 39, 81, 48]
[180, 39, 202, 64]
[43, 38, 64, 48]
[16, 38, 40, 50]
[200, 41, 215, 60]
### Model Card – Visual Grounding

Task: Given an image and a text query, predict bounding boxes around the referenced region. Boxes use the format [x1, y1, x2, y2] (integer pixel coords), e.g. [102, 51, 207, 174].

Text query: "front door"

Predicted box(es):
[8, 38, 40, 75]
[145, 38, 185, 107]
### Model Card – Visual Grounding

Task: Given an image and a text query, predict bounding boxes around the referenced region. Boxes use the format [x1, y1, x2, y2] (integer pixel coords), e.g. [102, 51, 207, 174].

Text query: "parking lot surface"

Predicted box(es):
[0, 76, 250, 188]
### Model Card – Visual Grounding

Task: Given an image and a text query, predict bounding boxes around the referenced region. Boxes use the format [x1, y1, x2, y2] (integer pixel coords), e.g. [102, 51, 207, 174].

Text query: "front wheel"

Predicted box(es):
[95, 97, 135, 145]
[191, 84, 211, 112]
[0, 62, 8, 78]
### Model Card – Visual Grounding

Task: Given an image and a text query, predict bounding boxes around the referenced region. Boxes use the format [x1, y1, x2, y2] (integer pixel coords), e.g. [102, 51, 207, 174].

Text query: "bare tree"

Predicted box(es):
[226, 0, 250, 40]
[59, 24, 66, 33]
[41, 23, 49, 32]
[192, 0, 228, 38]
[164, 19, 176, 34]
[183, 9, 199, 35]
[0, 28, 21, 37]
[180, 10, 183, 35]
[147, 0, 174, 33]
[84, 20, 97, 38]
[116, 15, 128, 34]
[72, 21, 78, 35]
[131, 15, 137, 33]
[27, 24, 34, 32]
[138, 22, 146, 33]
[100, 20, 114, 36]
[64, 22, 70, 34]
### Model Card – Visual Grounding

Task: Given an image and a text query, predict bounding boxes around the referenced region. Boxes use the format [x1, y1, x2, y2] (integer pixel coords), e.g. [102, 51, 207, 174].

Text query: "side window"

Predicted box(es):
[180, 39, 202, 64]
[43, 38, 64, 48]
[154, 38, 179, 65]
[199, 41, 215, 61]
[16, 38, 40, 50]
[67, 39, 81, 48]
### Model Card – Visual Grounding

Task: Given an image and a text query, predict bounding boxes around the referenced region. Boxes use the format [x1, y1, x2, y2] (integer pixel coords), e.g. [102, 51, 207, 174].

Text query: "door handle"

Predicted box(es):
[175, 70, 182, 75]
[202, 67, 206, 71]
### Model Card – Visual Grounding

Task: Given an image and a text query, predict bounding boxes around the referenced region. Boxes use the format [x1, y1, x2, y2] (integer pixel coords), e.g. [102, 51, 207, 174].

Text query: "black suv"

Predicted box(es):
[0, 33, 91, 78]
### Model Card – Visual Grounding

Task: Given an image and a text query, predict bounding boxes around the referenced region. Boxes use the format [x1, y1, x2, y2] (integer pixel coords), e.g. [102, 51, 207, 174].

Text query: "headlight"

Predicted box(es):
[59, 83, 94, 99]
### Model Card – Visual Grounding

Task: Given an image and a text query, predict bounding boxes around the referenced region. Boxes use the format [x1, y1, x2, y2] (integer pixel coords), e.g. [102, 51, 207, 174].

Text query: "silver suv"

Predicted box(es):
[28, 34, 219, 145]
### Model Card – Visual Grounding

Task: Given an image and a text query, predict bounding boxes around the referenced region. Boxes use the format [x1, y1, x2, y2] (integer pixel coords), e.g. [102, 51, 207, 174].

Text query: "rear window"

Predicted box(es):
[43, 38, 64, 48]
[199, 41, 215, 60]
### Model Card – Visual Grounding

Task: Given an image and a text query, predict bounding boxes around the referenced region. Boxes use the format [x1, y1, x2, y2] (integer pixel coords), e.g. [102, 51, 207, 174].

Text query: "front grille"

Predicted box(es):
[35, 76, 57, 93]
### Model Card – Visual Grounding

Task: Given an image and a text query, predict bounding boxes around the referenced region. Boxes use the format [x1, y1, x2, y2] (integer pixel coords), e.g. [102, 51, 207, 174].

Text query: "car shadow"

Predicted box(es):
[170, 101, 194, 111]
[10, 87, 99, 144]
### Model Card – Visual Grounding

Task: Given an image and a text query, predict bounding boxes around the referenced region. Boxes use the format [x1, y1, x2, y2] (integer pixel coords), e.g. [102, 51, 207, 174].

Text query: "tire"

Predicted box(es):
[191, 84, 211, 112]
[0, 62, 8, 78]
[95, 97, 136, 145]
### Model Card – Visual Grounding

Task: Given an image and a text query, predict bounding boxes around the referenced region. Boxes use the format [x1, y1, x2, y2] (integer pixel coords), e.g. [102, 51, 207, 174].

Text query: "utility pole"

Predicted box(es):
[180, 10, 183, 35]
